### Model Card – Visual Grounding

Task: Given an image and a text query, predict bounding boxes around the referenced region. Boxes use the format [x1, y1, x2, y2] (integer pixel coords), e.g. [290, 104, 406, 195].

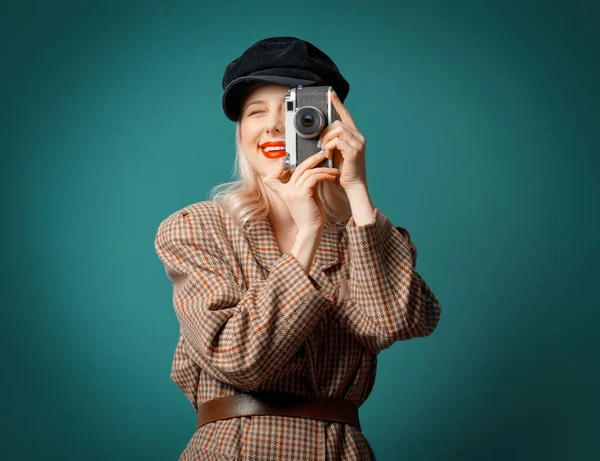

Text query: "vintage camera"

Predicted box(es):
[283, 86, 339, 171]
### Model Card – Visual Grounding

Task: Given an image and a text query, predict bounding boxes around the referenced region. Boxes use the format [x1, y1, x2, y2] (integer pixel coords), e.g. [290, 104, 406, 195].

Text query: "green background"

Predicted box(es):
[2, 0, 598, 459]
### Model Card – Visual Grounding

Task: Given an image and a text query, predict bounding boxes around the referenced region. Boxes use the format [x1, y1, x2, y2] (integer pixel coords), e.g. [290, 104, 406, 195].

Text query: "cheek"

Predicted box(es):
[239, 129, 252, 148]
[240, 120, 260, 139]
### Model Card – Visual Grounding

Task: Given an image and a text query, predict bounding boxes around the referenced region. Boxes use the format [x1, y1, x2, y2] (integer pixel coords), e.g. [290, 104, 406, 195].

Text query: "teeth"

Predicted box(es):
[263, 146, 285, 152]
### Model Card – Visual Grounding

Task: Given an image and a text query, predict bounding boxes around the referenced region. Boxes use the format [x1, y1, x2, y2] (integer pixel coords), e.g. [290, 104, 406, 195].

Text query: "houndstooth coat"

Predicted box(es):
[154, 200, 442, 460]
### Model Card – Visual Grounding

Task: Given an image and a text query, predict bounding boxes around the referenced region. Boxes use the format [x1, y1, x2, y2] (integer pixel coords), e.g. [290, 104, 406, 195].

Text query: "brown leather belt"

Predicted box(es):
[196, 392, 361, 431]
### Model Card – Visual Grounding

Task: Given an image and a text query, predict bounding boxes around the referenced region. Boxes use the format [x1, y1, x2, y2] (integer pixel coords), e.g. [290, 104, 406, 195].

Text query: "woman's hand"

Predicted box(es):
[319, 91, 367, 192]
[262, 152, 338, 232]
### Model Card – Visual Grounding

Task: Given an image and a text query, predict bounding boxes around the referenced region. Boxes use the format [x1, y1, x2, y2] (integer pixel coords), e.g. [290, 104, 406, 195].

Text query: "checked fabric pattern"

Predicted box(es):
[155, 200, 442, 460]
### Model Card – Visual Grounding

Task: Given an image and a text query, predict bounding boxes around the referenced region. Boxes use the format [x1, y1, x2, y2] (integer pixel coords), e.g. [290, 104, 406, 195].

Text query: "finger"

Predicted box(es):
[318, 127, 339, 160]
[263, 158, 285, 179]
[300, 172, 338, 191]
[320, 124, 343, 148]
[318, 120, 342, 143]
[313, 190, 326, 216]
[331, 91, 358, 130]
[324, 137, 356, 156]
[262, 159, 286, 190]
[320, 121, 355, 140]
[290, 151, 328, 183]
[319, 121, 358, 144]
[296, 167, 339, 188]
[321, 125, 362, 155]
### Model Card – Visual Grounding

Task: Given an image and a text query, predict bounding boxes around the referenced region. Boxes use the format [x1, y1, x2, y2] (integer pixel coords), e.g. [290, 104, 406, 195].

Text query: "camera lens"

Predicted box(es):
[301, 114, 314, 127]
[294, 106, 325, 139]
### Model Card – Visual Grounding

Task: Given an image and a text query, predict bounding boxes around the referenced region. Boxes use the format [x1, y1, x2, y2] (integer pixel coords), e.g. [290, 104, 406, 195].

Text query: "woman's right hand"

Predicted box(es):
[262, 152, 339, 232]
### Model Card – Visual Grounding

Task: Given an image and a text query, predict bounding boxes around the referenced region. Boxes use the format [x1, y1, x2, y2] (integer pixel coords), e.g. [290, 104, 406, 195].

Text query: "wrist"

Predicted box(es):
[294, 228, 321, 252]
[296, 225, 323, 239]
[344, 184, 375, 226]
[291, 228, 321, 275]
[343, 181, 369, 196]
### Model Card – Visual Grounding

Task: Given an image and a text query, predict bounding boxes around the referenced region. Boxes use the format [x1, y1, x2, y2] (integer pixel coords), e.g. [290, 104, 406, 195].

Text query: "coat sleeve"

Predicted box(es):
[154, 206, 334, 392]
[338, 207, 442, 354]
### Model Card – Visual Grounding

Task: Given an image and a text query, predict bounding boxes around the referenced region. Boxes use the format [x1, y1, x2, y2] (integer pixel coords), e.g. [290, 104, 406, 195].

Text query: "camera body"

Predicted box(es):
[284, 86, 339, 171]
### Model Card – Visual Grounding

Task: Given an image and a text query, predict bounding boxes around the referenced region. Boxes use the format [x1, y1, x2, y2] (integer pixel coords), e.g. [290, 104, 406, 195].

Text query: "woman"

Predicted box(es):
[155, 36, 442, 461]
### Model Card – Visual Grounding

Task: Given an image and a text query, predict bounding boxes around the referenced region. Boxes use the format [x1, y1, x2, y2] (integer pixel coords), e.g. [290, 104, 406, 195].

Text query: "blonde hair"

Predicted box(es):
[208, 122, 351, 234]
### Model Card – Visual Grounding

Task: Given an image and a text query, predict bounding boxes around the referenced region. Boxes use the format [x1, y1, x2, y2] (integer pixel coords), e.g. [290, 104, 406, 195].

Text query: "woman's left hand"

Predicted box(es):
[319, 91, 367, 191]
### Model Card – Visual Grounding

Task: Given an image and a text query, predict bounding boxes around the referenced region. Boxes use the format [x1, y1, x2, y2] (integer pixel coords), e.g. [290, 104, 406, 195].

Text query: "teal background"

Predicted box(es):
[2, 0, 598, 459]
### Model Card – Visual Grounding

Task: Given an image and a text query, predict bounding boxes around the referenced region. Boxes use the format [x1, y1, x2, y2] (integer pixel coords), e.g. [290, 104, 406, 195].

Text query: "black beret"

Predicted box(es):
[222, 36, 350, 121]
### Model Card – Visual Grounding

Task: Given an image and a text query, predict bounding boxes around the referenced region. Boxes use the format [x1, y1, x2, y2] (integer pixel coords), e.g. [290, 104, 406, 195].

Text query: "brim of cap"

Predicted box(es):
[222, 75, 317, 121]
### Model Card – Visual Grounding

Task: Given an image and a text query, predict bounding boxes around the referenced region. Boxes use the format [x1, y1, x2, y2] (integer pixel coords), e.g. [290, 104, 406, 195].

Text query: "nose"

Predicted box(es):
[264, 110, 284, 135]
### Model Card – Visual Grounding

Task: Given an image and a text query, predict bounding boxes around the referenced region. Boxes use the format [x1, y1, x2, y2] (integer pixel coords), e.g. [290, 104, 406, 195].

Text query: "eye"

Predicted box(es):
[249, 110, 263, 116]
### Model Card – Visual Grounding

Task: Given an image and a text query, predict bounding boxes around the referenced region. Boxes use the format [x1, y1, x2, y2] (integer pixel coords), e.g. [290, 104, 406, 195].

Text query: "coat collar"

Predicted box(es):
[244, 218, 340, 273]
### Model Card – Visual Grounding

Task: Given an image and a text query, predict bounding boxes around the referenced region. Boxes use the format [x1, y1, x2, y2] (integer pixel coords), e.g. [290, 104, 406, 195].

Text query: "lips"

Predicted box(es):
[261, 149, 286, 159]
[259, 141, 286, 159]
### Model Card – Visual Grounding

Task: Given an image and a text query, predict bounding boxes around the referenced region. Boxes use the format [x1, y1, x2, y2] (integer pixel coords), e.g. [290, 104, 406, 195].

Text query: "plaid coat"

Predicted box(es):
[154, 200, 442, 460]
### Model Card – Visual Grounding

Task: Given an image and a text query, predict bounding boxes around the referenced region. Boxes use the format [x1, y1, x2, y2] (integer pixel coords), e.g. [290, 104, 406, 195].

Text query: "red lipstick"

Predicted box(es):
[259, 141, 286, 159]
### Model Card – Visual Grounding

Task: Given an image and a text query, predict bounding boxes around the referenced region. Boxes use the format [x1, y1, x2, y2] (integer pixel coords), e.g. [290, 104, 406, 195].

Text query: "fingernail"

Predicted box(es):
[317, 139, 323, 149]
[331, 90, 337, 98]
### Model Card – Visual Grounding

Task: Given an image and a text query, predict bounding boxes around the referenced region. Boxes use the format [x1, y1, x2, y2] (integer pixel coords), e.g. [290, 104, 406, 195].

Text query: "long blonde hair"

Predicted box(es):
[208, 122, 351, 234]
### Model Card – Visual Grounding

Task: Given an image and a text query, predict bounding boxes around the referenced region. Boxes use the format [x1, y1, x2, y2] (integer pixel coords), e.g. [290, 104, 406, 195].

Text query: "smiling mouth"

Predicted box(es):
[260, 142, 286, 159]
[261, 147, 286, 159]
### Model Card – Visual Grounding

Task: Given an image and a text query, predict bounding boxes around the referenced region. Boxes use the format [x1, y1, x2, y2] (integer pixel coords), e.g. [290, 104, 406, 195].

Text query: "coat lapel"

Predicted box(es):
[243, 219, 282, 273]
[244, 217, 341, 398]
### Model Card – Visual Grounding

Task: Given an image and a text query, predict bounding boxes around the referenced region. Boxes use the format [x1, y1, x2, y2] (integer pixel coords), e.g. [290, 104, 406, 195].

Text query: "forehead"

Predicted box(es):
[243, 83, 291, 105]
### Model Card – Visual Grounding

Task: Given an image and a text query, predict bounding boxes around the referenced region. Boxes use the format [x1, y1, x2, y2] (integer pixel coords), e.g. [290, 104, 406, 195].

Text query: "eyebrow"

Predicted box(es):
[244, 100, 267, 109]
[244, 99, 285, 113]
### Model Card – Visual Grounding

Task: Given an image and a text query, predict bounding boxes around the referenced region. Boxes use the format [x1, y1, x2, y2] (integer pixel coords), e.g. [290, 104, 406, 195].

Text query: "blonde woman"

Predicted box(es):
[155, 36, 442, 461]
